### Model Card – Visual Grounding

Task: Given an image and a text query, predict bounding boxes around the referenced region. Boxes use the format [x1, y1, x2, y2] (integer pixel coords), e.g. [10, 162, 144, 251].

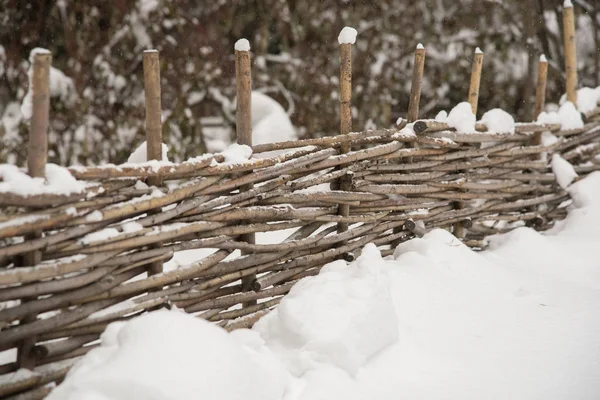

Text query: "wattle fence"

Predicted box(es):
[1, 6, 600, 399]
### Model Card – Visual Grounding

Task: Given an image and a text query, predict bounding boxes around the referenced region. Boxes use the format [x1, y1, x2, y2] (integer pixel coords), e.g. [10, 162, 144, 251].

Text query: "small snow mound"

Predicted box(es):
[127, 141, 169, 163]
[538, 101, 584, 130]
[416, 43, 424, 50]
[541, 131, 559, 146]
[250, 91, 297, 151]
[475, 47, 483, 54]
[235, 38, 250, 52]
[218, 143, 253, 164]
[254, 243, 398, 377]
[0, 164, 86, 196]
[447, 102, 476, 133]
[564, 0, 573, 8]
[338, 27, 358, 45]
[573, 87, 600, 114]
[559, 87, 600, 115]
[557, 101, 584, 130]
[540, 54, 548, 63]
[551, 154, 578, 189]
[435, 110, 448, 122]
[393, 228, 466, 260]
[481, 108, 515, 133]
[47, 311, 287, 400]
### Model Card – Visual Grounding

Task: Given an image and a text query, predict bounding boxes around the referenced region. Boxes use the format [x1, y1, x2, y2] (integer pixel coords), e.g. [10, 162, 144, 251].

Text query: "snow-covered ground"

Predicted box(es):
[45, 172, 600, 399]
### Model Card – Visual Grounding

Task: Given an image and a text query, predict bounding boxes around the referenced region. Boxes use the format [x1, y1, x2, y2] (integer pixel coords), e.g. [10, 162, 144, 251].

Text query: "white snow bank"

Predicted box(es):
[127, 141, 170, 163]
[47, 310, 288, 400]
[48, 173, 600, 400]
[551, 154, 578, 188]
[235, 38, 250, 52]
[254, 243, 398, 377]
[338, 27, 358, 45]
[447, 102, 476, 132]
[21, 48, 77, 119]
[0, 164, 86, 196]
[480, 108, 515, 133]
[537, 101, 584, 130]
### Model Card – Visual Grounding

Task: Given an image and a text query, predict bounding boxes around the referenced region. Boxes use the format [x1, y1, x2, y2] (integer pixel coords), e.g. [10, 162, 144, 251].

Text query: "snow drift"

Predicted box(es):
[46, 173, 600, 400]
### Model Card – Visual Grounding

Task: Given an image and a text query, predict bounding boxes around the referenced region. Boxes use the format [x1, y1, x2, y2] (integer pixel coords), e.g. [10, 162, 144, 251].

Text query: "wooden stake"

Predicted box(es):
[143, 50, 164, 277]
[143, 50, 163, 174]
[28, 51, 51, 179]
[338, 41, 353, 233]
[235, 39, 256, 307]
[533, 55, 549, 123]
[19, 51, 51, 370]
[563, 1, 578, 106]
[407, 44, 426, 122]
[468, 48, 484, 116]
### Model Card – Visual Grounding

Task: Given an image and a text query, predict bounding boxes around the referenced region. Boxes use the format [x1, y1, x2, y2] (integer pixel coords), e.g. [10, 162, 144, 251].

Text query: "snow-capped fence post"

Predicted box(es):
[468, 48, 484, 116]
[17, 50, 52, 370]
[563, 0, 578, 106]
[534, 55, 549, 123]
[337, 27, 357, 235]
[407, 44, 426, 122]
[28, 51, 51, 180]
[533, 55, 549, 151]
[143, 50, 164, 278]
[235, 38, 256, 307]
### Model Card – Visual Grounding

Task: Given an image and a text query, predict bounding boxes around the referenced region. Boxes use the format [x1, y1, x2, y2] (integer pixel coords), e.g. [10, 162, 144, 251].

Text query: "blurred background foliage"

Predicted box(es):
[0, 0, 598, 165]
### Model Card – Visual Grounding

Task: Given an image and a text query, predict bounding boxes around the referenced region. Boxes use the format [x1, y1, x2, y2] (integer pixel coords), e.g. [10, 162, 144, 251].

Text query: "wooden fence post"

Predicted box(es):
[235, 39, 256, 307]
[533, 55, 548, 149]
[19, 50, 51, 370]
[468, 47, 484, 116]
[455, 47, 484, 239]
[143, 50, 164, 277]
[407, 44, 426, 123]
[563, 0, 578, 106]
[337, 27, 356, 234]
[533, 54, 549, 123]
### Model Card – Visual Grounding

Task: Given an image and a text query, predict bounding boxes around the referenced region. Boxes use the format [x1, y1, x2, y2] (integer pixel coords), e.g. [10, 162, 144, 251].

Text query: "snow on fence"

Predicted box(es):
[1, 6, 600, 398]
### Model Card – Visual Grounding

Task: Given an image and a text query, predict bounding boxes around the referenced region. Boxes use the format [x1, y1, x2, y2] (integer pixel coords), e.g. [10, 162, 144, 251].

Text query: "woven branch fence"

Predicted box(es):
[1, 8, 600, 399]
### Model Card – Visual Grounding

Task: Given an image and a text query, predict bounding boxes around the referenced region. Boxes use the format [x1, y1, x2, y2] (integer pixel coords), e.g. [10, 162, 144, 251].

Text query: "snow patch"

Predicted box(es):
[447, 102, 476, 133]
[537, 101, 584, 130]
[254, 243, 398, 377]
[481, 108, 515, 133]
[338, 27, 358, 45]
[46, 311, 287, 400]
[0, 164, 86, 197]
[127, 141, 170, 163]
[235, 39, 250, 52]
[551, 154, 578, 189]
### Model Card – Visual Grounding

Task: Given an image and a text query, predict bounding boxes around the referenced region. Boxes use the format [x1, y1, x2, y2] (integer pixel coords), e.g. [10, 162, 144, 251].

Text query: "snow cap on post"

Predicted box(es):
[540, 54, 548, 63]
[475, 47, 483, 54]
[416, 43, 424, 50]
[563, 0, 573, 8]
[338, 26, 358, 45]
[234, 38, 250, 52]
